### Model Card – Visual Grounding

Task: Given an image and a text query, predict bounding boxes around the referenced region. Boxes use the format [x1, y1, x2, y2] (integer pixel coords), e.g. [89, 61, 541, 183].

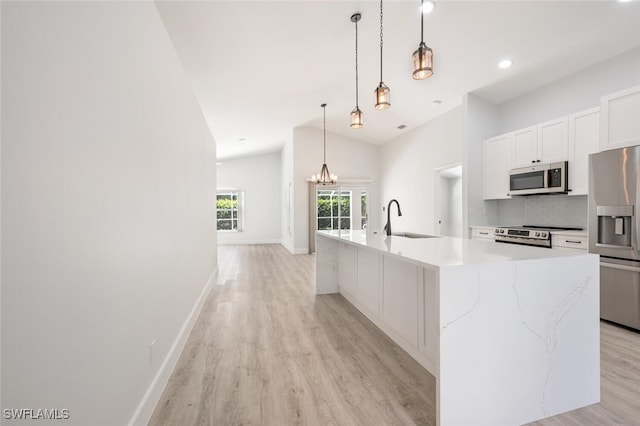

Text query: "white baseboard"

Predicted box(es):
[218, 238, 282, 246]
[128, 266, 218, 426]
[280, 240, 310, 255]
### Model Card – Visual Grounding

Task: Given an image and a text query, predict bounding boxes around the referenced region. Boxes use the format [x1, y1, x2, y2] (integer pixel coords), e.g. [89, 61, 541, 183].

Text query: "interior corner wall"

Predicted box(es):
[463, 93, 499, 232]
[380, 106, 464, 236]
[280, 135, 295, 253]
[291, 127, 381, 253]
[1, 2, 217, 425]
[217, 152, 281, 245]
[497, 46, 640, 133]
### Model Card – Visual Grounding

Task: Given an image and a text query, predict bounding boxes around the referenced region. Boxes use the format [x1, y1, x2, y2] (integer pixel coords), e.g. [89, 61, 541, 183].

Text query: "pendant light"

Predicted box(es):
[412, 0, 434, 80]
[311, 104, 337, 185]
[350, 13, 363, 128]
[374, 0, 390, 109]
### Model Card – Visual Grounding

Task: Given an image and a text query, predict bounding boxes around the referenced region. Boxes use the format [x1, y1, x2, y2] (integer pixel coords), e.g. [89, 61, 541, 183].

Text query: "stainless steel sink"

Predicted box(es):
[391, 232, 439, 239]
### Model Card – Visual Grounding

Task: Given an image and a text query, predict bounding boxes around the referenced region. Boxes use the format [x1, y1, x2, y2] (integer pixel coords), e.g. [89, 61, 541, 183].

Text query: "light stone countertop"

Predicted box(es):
[317, 229, 594, 268]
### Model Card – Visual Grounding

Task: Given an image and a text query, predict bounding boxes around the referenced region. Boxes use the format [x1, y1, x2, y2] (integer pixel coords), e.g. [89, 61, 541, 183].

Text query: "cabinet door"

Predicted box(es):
[568, 107, 599, 196]
[357, 248, 380, 315]
[382, 256, 419, 348]
[538, 116, 568, 163]
[512, 126, 537, 168]
[600, 85, 640, 151]
[338, 242, 357, 297]
[483, 134, 512, 200]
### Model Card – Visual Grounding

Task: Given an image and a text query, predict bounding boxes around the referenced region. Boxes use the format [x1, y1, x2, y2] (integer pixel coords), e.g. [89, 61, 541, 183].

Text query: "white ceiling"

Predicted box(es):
[156, 0, 640, 160]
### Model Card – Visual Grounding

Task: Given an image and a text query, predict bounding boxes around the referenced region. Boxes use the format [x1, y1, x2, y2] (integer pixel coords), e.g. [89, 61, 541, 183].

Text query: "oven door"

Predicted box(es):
[600, 256, 640, 330]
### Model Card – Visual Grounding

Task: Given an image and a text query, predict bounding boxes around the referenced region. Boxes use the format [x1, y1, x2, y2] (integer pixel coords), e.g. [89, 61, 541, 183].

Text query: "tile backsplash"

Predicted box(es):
[497, 194, 588, 230]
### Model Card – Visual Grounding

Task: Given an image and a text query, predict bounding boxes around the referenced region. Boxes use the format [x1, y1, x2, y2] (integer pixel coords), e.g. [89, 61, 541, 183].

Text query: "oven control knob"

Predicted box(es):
[500, 229, 505, 233]
[541, 232, 547, 237]
[494, 228, 499, 234]
[535, 232, 540, 237]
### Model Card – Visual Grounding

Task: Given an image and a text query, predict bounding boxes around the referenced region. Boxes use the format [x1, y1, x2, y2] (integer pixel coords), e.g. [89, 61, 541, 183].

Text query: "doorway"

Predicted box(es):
[435, 164, 462, 237]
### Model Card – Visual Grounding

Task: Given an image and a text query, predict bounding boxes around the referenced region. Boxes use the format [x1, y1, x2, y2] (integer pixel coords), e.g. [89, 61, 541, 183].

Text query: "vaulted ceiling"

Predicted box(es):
[156, 0, 640, 159]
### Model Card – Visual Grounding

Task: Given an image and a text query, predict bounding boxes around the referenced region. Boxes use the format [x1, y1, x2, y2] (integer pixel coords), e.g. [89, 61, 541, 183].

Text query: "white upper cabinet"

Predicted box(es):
[538, 116, 568, 163]
[483, 133, 512, 200]
[568, 107, 599, 196]
[512, 126, 537, 168]
[600, 85, 640, 151]
[512, 118, 568, 168]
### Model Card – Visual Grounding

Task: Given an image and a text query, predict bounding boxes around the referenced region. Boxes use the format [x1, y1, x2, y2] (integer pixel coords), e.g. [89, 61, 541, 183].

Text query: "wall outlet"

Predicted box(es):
[149, 340, 156, 365]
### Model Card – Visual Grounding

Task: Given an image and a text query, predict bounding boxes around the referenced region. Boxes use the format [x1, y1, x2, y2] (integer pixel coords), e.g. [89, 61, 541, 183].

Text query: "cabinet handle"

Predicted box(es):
[536, 159, 541, 163]
[531, 160, 535, 163]
[479, 232, 488, 235]
[565, 240, 582, 244]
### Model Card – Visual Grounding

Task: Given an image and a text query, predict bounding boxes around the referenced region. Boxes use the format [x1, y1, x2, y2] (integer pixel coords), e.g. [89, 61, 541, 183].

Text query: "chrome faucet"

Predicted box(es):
[383, 199, 402, 236]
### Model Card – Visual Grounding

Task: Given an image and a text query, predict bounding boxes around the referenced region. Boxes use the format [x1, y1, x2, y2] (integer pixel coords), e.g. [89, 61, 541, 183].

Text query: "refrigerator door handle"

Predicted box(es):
[601, 261, 640, 273]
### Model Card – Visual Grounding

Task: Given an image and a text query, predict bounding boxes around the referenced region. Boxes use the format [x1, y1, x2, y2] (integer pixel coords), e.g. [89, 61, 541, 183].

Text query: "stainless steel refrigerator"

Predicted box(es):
[589, 145, 640, 330]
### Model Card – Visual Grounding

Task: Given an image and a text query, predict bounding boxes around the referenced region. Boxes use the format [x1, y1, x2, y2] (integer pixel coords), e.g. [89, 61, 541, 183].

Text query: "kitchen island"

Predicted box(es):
[316, 230, 600, 426]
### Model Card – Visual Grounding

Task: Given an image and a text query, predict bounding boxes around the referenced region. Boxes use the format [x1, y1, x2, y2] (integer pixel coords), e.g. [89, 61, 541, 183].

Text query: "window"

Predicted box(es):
[317, 190, 351, 230]
[216, 191, 243, 231]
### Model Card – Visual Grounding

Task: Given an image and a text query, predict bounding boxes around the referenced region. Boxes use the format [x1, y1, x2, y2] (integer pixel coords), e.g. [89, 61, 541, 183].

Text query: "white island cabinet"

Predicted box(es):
[316, 230, 600, 426]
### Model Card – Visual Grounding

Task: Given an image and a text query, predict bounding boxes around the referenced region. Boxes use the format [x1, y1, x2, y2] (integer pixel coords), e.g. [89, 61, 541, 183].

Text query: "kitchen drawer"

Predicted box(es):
[552, 234, 588, 250]
[471, 227, 495, 240]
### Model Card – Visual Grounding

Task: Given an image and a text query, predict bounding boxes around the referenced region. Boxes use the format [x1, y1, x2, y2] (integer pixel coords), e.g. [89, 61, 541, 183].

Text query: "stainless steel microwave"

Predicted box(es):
[508, 161, 568, 195]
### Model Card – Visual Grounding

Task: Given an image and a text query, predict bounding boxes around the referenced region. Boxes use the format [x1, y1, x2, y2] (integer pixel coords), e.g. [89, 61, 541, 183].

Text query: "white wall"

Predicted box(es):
[280, 135, 295, 253]
[217, 152, 281, 245]
[380, 106, 464, 235]
[290, 127, 380, 253]
[1, 3, 217, 425]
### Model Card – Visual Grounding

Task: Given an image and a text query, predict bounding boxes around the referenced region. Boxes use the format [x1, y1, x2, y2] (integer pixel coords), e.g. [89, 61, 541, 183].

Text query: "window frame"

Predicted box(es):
[216, 190, 244, 232]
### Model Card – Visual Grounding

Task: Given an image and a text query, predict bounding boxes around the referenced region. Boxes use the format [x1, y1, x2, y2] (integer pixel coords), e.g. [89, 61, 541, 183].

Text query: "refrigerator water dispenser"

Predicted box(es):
[596, 205, 634, 248]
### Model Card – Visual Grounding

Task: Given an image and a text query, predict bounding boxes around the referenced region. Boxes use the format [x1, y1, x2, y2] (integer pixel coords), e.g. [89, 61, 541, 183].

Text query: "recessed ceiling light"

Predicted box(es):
[216, 162, 222, 166]
[432, 99, 442, 105]
[498, 59, 514, 69]
[618, 0, 632, 3]
[421, 1, 436, 14]
[238, 138, 246, 142]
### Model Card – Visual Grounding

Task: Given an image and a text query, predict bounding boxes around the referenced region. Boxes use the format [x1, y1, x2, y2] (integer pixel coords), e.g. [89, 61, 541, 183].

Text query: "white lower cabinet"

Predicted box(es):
[356, 248, 380, 315]
[552, 233, 588, 251]
[470, 226, 495, 241]
[382, 256, 419, 348]
[338, 242, 357, 297]
[422, 267, 438, 363]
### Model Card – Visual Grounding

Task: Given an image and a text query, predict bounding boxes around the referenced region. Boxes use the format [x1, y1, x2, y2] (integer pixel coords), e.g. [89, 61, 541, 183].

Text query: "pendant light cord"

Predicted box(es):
[420, 0, 424, 44]
[323, 104, 327, 163]
[379, 0, 384, 82]
[355, 17, 359, 108]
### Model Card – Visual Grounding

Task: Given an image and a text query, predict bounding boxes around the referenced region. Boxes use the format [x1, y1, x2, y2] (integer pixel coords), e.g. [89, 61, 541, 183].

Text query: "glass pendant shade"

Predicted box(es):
[350, 107, 363, 128]
[413, 42, 433, 80]
[375, 82, 391, 110]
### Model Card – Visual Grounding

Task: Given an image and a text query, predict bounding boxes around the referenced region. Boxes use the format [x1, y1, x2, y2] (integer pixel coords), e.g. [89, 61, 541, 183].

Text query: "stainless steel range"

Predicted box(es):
[494, 225, 583, 248]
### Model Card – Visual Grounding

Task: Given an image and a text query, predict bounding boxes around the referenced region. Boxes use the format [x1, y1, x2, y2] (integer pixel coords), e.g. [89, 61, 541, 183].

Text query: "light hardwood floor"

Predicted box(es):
[149, 244, 640, 426]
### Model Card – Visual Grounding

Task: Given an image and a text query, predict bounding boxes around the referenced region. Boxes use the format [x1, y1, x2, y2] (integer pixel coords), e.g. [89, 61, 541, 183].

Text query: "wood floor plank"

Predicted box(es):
[149, 244, 640, 426]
